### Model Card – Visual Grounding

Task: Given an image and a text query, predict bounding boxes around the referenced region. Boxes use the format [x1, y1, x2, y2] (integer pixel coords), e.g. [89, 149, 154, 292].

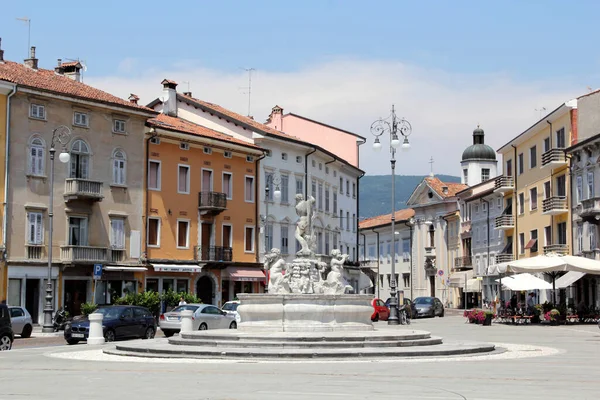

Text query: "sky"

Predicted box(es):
[2, 0, 600, 176]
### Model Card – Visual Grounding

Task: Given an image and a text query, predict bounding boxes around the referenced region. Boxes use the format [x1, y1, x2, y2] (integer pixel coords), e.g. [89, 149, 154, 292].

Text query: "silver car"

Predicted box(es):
[9, 306, 33, 338]
[159, 304, 236, 337]
[222, 300, 241, 324]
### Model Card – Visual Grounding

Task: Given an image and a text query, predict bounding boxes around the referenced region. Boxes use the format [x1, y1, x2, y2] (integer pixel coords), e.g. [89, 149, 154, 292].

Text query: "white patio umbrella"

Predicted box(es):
[494, 273, 552, 291]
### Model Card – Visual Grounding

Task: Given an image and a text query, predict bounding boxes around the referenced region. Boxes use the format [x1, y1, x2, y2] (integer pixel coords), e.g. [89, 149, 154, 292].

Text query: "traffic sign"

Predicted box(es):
[93, 264, 103, 280]
[437, 270, 444, 277]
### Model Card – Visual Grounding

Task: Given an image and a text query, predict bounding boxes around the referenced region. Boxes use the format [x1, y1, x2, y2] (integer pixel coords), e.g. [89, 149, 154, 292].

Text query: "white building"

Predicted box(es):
[460, 126, 498, 186]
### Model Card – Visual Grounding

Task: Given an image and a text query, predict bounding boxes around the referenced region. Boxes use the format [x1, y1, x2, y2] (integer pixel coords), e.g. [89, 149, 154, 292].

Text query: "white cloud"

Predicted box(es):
[87, 58, 580, 176]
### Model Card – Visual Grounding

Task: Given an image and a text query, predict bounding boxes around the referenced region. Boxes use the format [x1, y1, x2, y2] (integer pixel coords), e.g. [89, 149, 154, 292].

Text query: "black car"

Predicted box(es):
[413, 297, 445, 318]
[64, 305, 156, 345]
[385, 298, 417, 319]
[0, 304, 14, 351]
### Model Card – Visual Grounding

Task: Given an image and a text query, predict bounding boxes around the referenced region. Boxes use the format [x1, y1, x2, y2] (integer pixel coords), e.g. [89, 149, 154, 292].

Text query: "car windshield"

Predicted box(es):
[414, 298, 433, 305]
[171, 305, 200, 313]
[96, 307, 125, 319]
[222, 303, 238, 311]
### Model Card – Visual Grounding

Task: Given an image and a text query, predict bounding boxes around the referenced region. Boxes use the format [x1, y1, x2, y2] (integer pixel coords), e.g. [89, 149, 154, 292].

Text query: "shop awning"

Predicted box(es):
[555, 271, 586, 289]
[465, 278, 482, 293]
[495, 273, 552, 290]
[152, 264, 203, 273]
[524, 239, 537, 250]
[104, 266, 148, 272]
[223, 267, 265, 282]
[449, 270, 474, 288]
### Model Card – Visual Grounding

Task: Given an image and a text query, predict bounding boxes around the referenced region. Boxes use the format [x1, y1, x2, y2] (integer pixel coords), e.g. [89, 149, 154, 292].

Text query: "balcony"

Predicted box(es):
[460, 221, 471, 238]
[110, 248, 126, 263]
[542, 196, 568, 215]
[198, 192, 227, 215]
[543, 244, 569, 255]
[541, 148, 567, 168]
[495, 253, 514, 264]
[495, 215, 514, 230]
[454, 256, 472, 268]
[424, 246, 436, 259]
[580, 197, 600, 220]
[582, 249, 600, 261]
[25, 244, 45, 260]
[195, 246, 232, 262]
[64, 178, 104, 202]
[494, 175, 515, 193]
[60, 245, 108, 264]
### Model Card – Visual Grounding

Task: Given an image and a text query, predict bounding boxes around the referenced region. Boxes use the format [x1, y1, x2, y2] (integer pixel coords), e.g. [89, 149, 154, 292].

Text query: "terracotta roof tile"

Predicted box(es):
[425, 176, 467, 198]
[148, 114, 262, 150]
[60, 61, 81, 68]
[0, 60, 154, 113]
[359, 209, 415, 230]
[161, 79, 178, 86]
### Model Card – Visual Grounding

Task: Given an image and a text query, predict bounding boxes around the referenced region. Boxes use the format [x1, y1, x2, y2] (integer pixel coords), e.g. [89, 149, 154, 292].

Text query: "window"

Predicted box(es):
[245, 226, 254, 252]
[317, 231, 323, 254]
[281, 226, 289, 254]
[311, 180, 317, 199]
[402, 239, 410, 262]
[463, 169, 468, 183]
[326, 166, 329, 174]
[245, 176, 255, 202]
[147, 218, 160, 246]
[481, 168, 490, 182]
[203, 147, 212, 155]
[346, 211, 350, 231]
[576, 175, 583, 204]
[519, 233, 525, 254]
[68, 216, 88, 246]
[529, 146, 537, 168]
[27, 212, 43, 245]
[590, 225, 597, 250]
[311, 159, 316, 167]
[333, 192, 338, 213]
[30, 104, 45, 119]
[69, 140, 90, 179]
[222, 172, 232, 200]
[180, 142, 189, 150]
[110, 218, 125, 249]
[543, 137, 550, 153]
[202, 169, 213, 192]
[280, 174, 289, 203]
[506, 159, 513, 177]
[295, 176, 303, 195]
[325, 188, 330, 212]
[223, 151, 232, 159]
[28, 137, 45, 176]
[557, 222, 567, 245]
[339, 210, 343, 229]
[346, 180, 350, 196]
[556, 175, 566, 197]
[402, 273, 410, 287]
[556, 128, 566, 149]
[530, 230, 538, 253]
[148, 160, 161, 190]
[246, 155, 254, 162]
[177, 220, 189, 248]
[112, 150, 126, 185]
[296, 156, 302, 163]
[325, 232, 330, 254]
[340, 177, 344, 194]
[113, 119, 126, 133]
[518, 193, 524, 214]
[265, 223, 273, 251]
[577, 224, 583, 253]
[352, 183, 356, 198]
[318, 183, 323, 210]
[544, 226, 552, 246]
[332, 233, 338, 250]
[474, 204, 479, 214]
[482, 202, 487, 211]
[150, 137, 160, 145]
[588, 171, 594, 199]
[544, 181, 551, 199]
[282, 152, 288, 161]
[475, 227, 479, 243]
[518, 153, 524, 175]
[178, 165, 190, 194]
[73, 111, 89, 127]
[352, 214, 356, 232]
[530, 187, 538, 210]
[319, 163, 322, 171]
[333, 171, 337, 177]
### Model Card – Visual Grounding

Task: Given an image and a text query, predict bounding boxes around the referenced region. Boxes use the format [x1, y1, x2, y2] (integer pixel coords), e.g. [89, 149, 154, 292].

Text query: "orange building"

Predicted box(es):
[143, 98, 266, 306]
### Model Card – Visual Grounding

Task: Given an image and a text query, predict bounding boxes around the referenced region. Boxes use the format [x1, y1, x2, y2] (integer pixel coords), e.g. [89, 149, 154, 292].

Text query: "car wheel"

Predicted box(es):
[0, 334, 12, 351]
[229, 321, 237, 329]
[143, 327, 155, 339]
[21, 324, 32, 338]
[66, 338, 80, 345]
[440, 309, 445, 318]
[162, 329, 175, 338]
[104, 329, 116, 342]
[199, 323, 208, 331]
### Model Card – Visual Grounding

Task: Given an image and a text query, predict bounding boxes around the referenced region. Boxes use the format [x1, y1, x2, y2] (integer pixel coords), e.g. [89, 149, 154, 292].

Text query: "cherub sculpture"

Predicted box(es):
[264, 248, 289, 294]
[324, 249, 354, 294]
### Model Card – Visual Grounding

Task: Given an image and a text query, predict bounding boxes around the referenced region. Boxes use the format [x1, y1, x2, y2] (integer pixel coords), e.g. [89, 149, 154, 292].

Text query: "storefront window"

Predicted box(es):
[176, 280, 188, 294]
[107, 281, 123, 304]
[146, 279, 159, 293]
[8, 279, 21, 306]
[123, 281, 135, 296]
[162, 279, 175, 292]
[95, 281, 107, 304]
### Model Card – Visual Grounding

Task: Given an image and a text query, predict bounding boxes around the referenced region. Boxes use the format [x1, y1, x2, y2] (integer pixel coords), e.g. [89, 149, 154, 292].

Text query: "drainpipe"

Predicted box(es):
[2, 84, 16, 270]
[481, 197, 490, 307]
[547, 120, 555, 251]
[511, 144, 518, 260]
[304, 147, 316, 199]
[356, 171, 365, 261]
[144, 127, 158, 266]
[371, 228, 380, 299]
[254, 152, 267, 264]
[568, 154, 574, 256]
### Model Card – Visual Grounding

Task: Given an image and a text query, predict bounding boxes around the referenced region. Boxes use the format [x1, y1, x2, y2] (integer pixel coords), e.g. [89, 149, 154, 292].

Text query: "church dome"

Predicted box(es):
[462, 126, 496, 161]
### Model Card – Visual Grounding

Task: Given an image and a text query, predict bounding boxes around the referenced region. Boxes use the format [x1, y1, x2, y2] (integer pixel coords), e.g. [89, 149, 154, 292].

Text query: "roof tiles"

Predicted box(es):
[359, 209, 415, 230]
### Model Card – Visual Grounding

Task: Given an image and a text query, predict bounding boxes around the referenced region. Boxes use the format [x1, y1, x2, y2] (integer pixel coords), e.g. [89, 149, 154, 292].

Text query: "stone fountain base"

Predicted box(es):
[236, 293, 374, 332]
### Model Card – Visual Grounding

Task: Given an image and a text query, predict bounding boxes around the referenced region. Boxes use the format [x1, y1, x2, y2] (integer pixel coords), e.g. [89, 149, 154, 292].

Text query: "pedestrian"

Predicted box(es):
[178, 296, 187, 306]
[510, 294, 517, 310]
[526, 292, 536, 315]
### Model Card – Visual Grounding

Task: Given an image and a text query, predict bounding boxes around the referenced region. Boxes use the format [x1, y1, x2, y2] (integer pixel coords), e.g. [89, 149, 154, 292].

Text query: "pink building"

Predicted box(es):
[265, 106, 365, 168]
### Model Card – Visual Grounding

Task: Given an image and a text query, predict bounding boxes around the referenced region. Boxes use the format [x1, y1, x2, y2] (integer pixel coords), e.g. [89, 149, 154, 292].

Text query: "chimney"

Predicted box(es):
[0, 38, 4, 63]
[161, 79, 178, 117]
[442, 186, 449, 195]
[267, 105, 284, 130]
[54, 59, 65, 75]
[128, 94, 140, 105]
[24, 46, 38, 70]
[183, 91, 192, 97]
[63, 61, 83, 82]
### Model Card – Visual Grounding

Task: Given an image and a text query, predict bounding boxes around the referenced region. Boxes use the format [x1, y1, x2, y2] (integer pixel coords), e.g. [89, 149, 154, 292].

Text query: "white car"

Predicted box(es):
[159, 304, 236, 337]
[222, 301, 241, 324]
[9, 306, 33, 338]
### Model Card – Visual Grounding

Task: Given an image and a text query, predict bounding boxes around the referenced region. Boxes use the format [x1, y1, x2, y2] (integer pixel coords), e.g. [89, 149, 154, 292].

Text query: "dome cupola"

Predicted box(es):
[461, 126, 496, 161]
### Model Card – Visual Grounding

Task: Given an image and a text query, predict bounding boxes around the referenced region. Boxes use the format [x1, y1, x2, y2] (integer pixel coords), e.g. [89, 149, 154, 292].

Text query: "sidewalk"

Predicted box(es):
[31, 325, 63, 337]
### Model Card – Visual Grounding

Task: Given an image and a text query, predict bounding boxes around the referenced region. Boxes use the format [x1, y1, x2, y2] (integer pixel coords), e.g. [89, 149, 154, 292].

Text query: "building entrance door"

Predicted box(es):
[64, 280, 87, 316]
[25, 279, 40, 323]
[196, 276, 214, 305]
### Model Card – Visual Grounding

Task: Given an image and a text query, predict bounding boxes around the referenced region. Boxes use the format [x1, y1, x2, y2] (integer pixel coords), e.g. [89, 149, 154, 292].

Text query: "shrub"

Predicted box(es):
[80, 302, 98, 316]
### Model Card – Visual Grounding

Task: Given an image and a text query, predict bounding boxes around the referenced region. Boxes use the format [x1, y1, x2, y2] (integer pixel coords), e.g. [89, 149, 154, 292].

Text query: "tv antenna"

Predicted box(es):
[429, 157, 435, 177]
[64, 58, 88, 82]
[239, 68, 256, 117]
[16, 17, 31, 58]
[535, 107, 546, 120]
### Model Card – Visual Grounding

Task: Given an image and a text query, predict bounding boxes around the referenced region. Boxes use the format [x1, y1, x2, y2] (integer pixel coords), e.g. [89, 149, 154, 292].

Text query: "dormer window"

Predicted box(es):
[73, 112, 89, 127]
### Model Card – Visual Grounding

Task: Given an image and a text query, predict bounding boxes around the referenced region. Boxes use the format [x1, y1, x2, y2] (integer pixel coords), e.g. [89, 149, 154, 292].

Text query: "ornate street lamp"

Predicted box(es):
[370, 106, 412, 325]
[42, 125, 71, 333]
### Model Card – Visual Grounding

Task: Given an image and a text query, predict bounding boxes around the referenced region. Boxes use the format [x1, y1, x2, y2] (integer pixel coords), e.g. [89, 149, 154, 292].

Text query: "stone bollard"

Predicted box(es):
[180, 310, 193, 334]
[87, 312, 105, 345]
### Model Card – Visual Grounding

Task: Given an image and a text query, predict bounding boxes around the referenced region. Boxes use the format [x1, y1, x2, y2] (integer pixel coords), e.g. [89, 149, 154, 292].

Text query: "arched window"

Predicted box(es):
[28, 137, 45, 176]
[70, 140, 90, 179]
[112, 149, 127, 185]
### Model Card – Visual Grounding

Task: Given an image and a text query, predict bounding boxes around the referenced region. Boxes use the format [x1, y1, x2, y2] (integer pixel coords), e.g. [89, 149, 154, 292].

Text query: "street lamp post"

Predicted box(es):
[262, 172, 281, 255]
[371, 106, 412, 325]
[42, 126, 72, 333]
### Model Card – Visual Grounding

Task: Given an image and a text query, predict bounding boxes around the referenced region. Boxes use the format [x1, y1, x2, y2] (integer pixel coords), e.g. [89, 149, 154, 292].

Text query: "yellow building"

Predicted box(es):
[495, 100, 577, 274]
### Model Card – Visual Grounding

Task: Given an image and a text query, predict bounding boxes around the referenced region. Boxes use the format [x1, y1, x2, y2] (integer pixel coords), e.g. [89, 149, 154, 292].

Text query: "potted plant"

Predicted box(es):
[545, 309, 560, 325]
[483, 311, 494, 326]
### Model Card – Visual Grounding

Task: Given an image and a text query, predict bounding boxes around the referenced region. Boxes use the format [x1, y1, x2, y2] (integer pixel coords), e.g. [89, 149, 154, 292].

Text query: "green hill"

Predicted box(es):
[359, 174, 461, 218]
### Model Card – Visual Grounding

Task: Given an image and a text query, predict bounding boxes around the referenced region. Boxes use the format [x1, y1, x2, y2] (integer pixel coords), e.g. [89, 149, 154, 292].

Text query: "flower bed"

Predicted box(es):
[463, 309, 495, 324]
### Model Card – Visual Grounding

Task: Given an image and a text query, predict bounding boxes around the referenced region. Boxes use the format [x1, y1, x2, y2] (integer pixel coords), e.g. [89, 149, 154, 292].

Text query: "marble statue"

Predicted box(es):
[264, 248, 289, 294]
[323, 249, 354, 295]
[294, 194, 316, 256]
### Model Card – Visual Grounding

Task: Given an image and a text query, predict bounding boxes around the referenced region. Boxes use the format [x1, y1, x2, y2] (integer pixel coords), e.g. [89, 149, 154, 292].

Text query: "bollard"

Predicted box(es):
[180, 310, 193, 334]
[87, 312, 105, 345]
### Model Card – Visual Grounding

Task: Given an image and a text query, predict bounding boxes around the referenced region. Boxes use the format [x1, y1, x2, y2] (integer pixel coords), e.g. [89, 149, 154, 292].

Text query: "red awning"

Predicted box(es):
[224, 267, 266, 282]
[524, 238, 537, 250]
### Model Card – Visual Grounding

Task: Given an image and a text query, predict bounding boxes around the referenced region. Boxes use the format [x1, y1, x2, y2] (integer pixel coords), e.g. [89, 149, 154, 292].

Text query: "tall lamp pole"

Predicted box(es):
[262, 172, 281, 255]
[42, 126, 72, 333]
[371, 106, 412, 325]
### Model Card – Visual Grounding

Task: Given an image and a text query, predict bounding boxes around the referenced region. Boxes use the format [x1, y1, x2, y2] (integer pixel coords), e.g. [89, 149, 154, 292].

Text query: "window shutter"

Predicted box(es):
[80, 156, 89, 179]
[27, 213, 35, 243]
[80, 218, 88, 245]
[36, 148, 43, 175]
[70, 156, 77, 178]
[118, 220, 125, 248]
[112, 159, 118, 184]
[35, 213, 43, 244]
[119, 160, 125, 184]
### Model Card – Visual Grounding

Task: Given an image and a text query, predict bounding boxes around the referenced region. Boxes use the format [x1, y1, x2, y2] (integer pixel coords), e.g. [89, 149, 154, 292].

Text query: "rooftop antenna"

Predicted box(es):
[16, 17, 31, 58]
[535, 107, 546, 120]
[64, 58, 88, 82]
[239, 68, 256, 117]
[429, 157, 435, 177]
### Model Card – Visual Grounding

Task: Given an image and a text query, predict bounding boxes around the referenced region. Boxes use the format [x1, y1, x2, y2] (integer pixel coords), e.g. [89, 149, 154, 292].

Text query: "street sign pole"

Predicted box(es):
[93, 264, 103, 305]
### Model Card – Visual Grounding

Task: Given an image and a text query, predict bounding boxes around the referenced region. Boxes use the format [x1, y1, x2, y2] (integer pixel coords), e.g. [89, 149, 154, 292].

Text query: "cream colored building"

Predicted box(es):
[1, 50, 155, 322]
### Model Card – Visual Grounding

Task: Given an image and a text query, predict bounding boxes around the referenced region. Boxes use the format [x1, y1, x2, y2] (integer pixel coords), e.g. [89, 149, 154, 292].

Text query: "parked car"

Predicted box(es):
[385, 298, 417, 319]
[64, 305, 156, 345]
[413, 297, 445, 318]
[371, 298, 390, 322]
[9, 306, 33, 338]
[222, 300, 241, 324]
[159, 304, 237, 337]
[0, 304, 14, 351]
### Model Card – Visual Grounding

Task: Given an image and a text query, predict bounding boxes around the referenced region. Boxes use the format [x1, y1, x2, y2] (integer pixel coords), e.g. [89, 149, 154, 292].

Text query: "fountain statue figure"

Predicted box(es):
[294, 194, 316, 256]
